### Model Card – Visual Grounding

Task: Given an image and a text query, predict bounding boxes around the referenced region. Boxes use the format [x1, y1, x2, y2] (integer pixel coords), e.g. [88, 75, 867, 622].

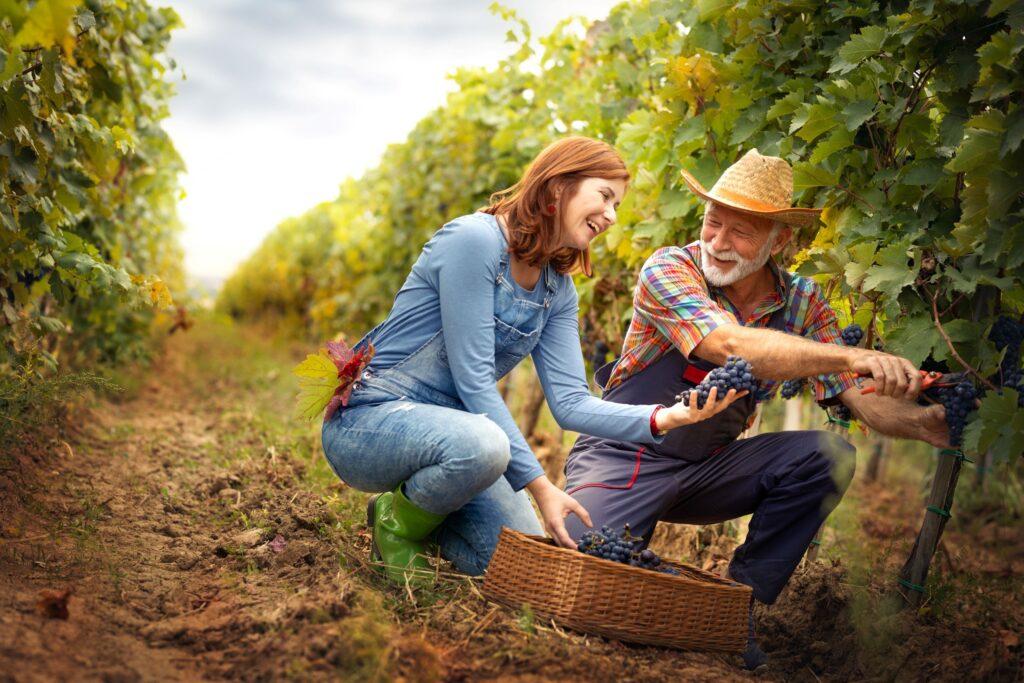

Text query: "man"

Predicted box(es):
[562, 149, 949, 669]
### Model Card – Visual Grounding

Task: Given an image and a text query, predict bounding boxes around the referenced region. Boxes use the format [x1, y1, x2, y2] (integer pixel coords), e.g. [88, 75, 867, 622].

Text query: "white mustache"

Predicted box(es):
[703, 244, 740, 262]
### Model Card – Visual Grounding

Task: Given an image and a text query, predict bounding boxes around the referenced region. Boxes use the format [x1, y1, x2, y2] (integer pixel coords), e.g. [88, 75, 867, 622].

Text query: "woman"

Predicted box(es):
[321, 136, 745, 584]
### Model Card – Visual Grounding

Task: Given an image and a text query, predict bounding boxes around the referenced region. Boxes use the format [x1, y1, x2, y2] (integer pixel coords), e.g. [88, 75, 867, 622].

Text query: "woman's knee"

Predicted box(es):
[447, 416, 511, 481]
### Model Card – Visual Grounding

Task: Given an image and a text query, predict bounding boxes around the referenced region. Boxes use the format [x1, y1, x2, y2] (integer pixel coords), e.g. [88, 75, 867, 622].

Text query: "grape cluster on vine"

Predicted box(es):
[989, 316, 1024, 406]
[577, 525, 679, 575]
[674, 356, 756, 409]
[935, 380, 977, 447]
[780, 378, 805, 399]
[840, 323, 864, 347]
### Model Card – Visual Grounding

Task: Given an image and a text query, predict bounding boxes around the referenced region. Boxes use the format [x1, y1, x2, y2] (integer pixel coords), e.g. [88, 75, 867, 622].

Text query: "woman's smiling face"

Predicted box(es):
[558, 176, 626, 251]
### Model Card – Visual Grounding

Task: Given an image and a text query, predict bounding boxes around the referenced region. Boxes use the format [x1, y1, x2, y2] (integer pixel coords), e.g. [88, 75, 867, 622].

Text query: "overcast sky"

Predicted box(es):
[162, 1, 620, 283]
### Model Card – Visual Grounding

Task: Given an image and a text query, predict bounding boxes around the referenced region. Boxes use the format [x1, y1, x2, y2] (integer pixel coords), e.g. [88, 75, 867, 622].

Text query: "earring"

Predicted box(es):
[546, 203, 557, 215]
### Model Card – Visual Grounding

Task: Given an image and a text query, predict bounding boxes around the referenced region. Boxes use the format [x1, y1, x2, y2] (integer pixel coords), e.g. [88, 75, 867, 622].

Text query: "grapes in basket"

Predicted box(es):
[576, 525, 680, 575]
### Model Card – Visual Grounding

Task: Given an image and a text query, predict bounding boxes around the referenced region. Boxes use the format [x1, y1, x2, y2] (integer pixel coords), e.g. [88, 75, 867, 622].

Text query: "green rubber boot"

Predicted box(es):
[366, 484, 446, 586]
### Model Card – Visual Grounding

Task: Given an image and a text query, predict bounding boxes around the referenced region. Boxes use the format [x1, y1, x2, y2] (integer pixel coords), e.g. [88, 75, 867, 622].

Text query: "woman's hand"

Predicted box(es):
[655, 386, 748, 432]
[526, 476, 592, 549]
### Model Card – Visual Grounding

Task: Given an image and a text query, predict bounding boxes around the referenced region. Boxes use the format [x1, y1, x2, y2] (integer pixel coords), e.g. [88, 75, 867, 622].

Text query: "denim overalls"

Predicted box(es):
[321, 219, 551, 575]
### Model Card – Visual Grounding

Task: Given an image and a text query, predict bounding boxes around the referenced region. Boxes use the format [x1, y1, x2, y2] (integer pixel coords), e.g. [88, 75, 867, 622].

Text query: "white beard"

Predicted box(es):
[700, 227, 778, 287]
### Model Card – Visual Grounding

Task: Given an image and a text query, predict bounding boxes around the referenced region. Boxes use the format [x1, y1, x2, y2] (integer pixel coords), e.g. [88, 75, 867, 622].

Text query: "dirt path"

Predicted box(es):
[1, 317, 1020, 681]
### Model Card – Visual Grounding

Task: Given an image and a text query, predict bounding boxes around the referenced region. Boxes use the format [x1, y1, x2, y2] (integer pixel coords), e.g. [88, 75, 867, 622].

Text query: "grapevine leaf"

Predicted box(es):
[886, 315, 937, 367]
[794, 104, 840, 143]
[999, 108, 1024, 158]
[945, 130, 1000, 173]
[828, 26, 888, 75]
[792, 162, 837, 190]
[861, 243, 916, 300]
[962, 389, 1024, 461]
[843, 100, 875, 131]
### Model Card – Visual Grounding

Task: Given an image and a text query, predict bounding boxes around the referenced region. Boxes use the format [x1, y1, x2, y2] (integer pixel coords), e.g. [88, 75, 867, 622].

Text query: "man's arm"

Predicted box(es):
[839, 386, 951, 448]
[693, 323, 924, 400]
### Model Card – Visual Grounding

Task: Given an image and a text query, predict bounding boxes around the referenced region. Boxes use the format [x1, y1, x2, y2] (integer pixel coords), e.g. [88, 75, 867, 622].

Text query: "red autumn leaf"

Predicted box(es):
[37, 587, 73, 620]
[323, 340, 375, 421]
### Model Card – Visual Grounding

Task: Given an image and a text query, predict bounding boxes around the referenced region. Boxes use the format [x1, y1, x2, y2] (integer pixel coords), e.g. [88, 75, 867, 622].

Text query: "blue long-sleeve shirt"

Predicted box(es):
[367, 212, 663, 490]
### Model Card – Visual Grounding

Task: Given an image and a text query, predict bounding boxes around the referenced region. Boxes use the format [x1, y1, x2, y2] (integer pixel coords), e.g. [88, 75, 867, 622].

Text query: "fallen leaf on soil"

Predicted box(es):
[233, 528, 265, 547]
[999, 630, 1019, 648]
[37, 587, 73, 619]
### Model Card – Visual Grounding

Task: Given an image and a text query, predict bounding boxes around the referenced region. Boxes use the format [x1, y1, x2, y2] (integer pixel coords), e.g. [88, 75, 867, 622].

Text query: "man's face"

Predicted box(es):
[699, 202, 785, 287]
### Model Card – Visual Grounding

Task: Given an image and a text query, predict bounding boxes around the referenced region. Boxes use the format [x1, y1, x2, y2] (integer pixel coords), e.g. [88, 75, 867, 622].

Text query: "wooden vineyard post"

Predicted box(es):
[865, 436, 889, 483]
[897, 448, 968, 608]
[804, 413, 851, 562]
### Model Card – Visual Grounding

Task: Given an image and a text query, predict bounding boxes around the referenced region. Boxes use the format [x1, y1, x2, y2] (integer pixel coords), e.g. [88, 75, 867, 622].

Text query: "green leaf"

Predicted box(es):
[962, 389, 1024, 460]
[901, 159, 945, 186]
[886, 315, 936, 367]
[1000, 108, 1024, 158]
[794, 104, 839, 143]
[945, 130, 1001, 173]
[987, 170, 1022, 220]
[862, 242, 916, 300]
[658, 189, 691, 219]
[828, 26, 888, 75]
[792, 162, 837, 190]
[843, 100, 875, 131]
[809, 127, 854, 163]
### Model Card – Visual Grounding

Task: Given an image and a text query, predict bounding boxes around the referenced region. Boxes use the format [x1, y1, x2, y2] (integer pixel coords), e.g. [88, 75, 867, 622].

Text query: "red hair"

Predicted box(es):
[482, 136, 629, 277]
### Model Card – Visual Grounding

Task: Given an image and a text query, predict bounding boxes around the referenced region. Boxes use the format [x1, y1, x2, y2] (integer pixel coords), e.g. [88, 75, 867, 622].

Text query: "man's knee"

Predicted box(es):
[784, 430, 856, 492]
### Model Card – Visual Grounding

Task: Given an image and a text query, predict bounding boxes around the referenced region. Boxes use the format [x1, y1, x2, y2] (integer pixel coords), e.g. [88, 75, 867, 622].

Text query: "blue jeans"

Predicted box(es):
[322, 349, 544, 576]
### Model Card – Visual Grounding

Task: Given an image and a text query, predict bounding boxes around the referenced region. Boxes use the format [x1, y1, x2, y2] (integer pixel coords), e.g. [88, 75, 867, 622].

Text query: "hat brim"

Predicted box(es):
[680, 169, 822, 228]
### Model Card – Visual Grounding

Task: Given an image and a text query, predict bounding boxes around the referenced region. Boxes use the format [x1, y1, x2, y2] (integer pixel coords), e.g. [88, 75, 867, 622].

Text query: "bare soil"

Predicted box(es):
[1, 317, 1020, 682]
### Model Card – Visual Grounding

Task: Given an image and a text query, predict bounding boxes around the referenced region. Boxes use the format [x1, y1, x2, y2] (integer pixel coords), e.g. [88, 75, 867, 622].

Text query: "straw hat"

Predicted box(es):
[680, 149, 822, 228]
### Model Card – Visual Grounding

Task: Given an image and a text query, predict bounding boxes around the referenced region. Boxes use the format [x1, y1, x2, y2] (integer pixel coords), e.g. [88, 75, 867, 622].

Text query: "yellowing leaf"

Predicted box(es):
[12, 0, 83, 58]
[292, 351, 337, 380]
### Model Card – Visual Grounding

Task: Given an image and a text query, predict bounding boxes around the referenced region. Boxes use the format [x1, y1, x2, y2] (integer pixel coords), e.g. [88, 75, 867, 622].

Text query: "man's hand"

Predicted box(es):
[841, 387, 951, 447]
[915, 403, 952, 449]
[850, 350, 923, 401]
[526, 476, 592, 549]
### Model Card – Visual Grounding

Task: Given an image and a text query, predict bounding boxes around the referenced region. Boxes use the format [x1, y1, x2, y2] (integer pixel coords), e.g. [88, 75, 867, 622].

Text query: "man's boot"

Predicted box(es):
[366, 483, 446, 585]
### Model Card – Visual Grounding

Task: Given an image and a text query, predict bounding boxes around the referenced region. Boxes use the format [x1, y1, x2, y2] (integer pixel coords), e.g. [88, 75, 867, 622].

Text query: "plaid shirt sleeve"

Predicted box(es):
[634, 247, 739, 359]
[798, 280, 858, 402]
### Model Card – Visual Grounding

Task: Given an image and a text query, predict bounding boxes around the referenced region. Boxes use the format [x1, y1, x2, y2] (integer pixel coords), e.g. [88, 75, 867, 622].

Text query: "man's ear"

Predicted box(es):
[771, 224, 792, 256]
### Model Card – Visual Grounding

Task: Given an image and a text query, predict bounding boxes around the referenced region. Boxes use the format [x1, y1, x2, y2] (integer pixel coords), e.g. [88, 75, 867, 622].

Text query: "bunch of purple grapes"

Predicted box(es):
[841, 323, 864, 347]
[674, 356, 756, 409]
[989, 316, 1024, 406]
[780, 377, 805, 399]
[781, 324, 862, 402]
[934, 380, 977, 447]
[577, 525, 679, 575]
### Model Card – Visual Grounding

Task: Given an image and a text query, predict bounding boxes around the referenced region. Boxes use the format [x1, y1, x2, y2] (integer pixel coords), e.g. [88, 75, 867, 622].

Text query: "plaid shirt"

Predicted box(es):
[606, 242, 857, 402]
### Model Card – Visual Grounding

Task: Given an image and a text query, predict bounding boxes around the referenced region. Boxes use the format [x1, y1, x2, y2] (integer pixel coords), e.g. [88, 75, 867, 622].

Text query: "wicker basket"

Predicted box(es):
[482, 527, 751, 652]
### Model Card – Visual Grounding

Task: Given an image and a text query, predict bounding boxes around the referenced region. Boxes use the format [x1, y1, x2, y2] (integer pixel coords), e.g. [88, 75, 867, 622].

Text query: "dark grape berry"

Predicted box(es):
[780, 378, 805, 399]
[576, 524, 672, 573]
[674, 355, 757, 409]
[840, 323, 863, 347]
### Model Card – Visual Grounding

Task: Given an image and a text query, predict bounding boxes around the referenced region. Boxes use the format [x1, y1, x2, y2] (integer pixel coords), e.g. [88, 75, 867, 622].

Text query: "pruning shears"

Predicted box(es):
[857, 370, 968, 404]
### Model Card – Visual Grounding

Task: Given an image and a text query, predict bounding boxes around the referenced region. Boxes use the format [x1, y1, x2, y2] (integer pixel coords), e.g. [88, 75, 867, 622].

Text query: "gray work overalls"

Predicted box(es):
[562, 272, 856, 604]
